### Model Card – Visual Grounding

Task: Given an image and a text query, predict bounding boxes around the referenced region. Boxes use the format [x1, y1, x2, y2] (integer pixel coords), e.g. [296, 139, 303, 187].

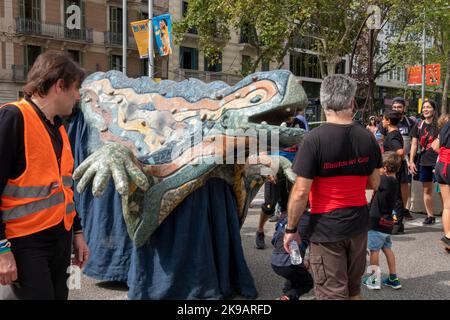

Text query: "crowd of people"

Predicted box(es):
[259, 78, 450, 300]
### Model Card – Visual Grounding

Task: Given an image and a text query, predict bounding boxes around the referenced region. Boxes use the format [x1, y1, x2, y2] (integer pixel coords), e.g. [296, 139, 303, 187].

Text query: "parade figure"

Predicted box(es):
[69, 70, 308, 299]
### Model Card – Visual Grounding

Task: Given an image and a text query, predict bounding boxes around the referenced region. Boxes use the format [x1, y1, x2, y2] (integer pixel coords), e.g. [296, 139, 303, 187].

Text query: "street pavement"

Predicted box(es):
[69, 188, 450, 300]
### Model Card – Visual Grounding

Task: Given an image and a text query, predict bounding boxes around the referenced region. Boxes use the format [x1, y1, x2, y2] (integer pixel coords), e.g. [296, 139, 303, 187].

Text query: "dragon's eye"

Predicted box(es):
[250, 95, 262, 103]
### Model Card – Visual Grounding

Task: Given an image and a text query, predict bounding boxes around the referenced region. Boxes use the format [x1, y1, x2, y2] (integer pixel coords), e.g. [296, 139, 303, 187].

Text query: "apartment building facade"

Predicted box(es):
[1, 0, 419, 114]
[0, 0, 170, 104]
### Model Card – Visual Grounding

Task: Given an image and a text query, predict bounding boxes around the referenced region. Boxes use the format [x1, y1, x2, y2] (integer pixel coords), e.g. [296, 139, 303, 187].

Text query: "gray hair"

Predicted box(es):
[320, 74, 357, 112]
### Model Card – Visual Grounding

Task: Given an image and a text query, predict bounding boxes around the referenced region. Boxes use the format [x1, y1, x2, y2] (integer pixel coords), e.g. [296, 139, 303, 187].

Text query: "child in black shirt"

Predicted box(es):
[363, 152, 402, 290]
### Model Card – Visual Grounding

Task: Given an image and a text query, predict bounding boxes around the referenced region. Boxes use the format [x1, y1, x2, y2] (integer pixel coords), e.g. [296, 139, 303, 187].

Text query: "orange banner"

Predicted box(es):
[407, 66, 422, 86]
[130, 19, 150, 59]
[426, 64, 440, 86]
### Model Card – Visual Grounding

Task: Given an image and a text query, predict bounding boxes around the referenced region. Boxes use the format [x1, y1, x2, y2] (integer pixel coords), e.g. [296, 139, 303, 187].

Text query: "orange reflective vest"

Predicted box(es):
[0, 99, 76, 239]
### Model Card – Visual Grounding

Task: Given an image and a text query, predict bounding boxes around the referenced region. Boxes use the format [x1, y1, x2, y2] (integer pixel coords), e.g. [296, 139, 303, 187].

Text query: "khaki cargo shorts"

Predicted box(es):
[309, 232, 368, 300]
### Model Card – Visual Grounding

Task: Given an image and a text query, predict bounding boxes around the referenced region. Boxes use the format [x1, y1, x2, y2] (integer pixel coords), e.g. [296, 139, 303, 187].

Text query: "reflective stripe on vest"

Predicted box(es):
[2, 191, 65, 221]
[2, 176, 72, 199]
[3, 182, 60, 198]
[66, 202, 75, 214]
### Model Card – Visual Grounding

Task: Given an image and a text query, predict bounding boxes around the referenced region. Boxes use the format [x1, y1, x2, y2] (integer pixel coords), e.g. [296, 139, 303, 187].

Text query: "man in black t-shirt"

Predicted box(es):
[283, 75, 381, 300]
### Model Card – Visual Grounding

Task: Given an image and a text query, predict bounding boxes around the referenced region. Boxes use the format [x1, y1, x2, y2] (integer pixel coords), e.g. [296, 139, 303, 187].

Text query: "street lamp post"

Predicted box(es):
[148, 0, 154, 78]
[122, 0, 127, 75]
[421, 21, 426, 105]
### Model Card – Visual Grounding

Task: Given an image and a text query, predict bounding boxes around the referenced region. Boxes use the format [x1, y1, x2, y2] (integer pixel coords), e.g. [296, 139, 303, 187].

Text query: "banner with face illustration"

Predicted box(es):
[152, 14, 173, 56]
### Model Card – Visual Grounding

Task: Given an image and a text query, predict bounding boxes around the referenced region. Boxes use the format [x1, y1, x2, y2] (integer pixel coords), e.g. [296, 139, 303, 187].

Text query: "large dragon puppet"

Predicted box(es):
[73, 70, 307, 248]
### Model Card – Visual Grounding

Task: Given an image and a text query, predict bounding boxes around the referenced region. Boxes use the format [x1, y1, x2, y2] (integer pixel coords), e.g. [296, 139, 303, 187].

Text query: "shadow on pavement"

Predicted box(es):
[96, 281, 129, 291]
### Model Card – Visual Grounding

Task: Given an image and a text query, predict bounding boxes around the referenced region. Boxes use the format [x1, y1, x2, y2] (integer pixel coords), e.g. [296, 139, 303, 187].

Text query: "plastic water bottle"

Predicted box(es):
[289, 240, 302, 265]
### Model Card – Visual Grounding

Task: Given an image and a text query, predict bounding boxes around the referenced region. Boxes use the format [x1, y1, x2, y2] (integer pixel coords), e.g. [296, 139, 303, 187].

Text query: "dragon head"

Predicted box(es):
[206, 70, 308, 149]
[75, 70, 309, 247]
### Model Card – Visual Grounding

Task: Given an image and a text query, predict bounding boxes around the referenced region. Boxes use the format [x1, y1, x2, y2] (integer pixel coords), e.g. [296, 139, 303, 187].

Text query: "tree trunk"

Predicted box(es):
[442, 50, 450, 114]
[326, 61, 337, 76]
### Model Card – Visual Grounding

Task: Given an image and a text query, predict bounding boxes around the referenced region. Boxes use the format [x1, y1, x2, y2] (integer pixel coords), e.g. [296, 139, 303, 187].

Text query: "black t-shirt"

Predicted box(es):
[383, 129, 403, 153]
[369, 175, 398, 234]
[292, 122, 382, 243]
[439, 121, 450, 148]
[410, 121, 439, 166]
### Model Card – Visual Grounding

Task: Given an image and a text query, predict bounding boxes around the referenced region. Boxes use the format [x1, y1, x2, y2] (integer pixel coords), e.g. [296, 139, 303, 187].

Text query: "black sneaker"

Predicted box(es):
[403, 210, 414, 221]
[392, 223, 404, 235]
[255, 231, 265, 249]
[423, 216, 436, 225]
[441, 236, 450, 250]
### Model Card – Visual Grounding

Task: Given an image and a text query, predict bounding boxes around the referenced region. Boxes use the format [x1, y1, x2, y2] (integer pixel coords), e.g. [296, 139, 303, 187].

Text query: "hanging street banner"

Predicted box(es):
[407, 65, 422, 86]
[152, 14, 173, 56]
[426, 64, 440, 86]
[131, 19, 150, 59]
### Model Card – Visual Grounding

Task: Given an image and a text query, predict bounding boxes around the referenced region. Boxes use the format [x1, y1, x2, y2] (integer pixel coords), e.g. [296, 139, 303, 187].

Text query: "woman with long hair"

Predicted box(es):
[409, 100, 441, 225]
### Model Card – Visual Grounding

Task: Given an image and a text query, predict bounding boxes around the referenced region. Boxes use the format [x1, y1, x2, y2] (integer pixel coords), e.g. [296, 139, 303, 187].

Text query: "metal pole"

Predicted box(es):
[421, 23, 425, 103]
[148, 0, 154, 78]
[122, 0, 127, 75]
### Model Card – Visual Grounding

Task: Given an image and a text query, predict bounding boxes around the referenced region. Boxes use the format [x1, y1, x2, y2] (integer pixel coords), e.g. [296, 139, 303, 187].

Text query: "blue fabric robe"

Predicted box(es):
[67, 110, 257, 299]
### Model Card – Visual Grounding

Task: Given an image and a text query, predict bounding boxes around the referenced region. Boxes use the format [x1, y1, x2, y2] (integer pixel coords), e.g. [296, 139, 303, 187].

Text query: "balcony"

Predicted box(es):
[174, 69, 242, 86]
[15, 17, 93, 43]
[104, 31, 137, 49]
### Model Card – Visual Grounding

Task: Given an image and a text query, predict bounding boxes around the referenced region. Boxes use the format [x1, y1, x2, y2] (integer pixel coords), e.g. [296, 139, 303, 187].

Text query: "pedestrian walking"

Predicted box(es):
[284, 74, 382, 300]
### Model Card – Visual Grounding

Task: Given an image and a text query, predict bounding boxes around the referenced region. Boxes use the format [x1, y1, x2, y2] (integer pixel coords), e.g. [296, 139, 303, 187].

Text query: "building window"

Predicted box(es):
[24, 45, 42, 69]
[179, 46, 198, 70]
[68, 49, 82, 65]
[240, 22, 256, 44]
[290, 52, 321, 79]
[182, 1, 197, 34]
[19, 0, 40, 21]
[110, 6, 123, 34]
[204, 53, 222, 72]
[110, 55, 122, 71]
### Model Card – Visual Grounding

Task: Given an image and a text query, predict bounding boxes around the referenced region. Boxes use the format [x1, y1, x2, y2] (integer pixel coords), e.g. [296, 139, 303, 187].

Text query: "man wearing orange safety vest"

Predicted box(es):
[0, 51, 89, 299]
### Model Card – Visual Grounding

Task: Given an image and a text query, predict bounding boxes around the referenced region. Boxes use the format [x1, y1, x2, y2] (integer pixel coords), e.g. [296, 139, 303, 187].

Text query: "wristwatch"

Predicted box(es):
[284, 225, 297, 234]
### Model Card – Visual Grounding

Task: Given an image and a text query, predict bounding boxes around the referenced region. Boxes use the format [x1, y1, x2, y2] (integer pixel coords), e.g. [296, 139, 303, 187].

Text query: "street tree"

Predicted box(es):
[386, 0, 449, 113]
[172, 0, 310, 76]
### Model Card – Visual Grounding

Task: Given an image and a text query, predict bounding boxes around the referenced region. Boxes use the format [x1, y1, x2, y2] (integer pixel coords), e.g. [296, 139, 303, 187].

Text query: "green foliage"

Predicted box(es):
[173, 0, 309, 76]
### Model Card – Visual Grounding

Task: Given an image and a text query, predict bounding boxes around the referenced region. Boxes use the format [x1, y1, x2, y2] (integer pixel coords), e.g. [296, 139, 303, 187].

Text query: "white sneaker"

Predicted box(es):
[363, 275, 381, 290]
